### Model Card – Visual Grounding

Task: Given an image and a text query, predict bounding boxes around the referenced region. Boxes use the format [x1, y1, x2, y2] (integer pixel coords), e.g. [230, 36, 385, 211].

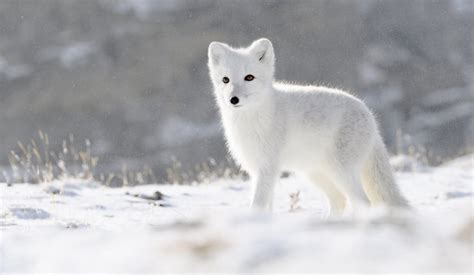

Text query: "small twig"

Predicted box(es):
[289, 191, 301, 212]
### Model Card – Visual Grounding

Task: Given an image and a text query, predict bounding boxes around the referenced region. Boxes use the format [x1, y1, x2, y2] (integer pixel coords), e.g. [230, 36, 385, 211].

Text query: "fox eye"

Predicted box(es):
[222, 76, 230, 84]
[244, 74, 255, 81]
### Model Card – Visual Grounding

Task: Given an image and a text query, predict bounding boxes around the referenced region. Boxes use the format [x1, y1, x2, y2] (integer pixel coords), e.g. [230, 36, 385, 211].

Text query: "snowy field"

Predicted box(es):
[0, 155, 472, 273]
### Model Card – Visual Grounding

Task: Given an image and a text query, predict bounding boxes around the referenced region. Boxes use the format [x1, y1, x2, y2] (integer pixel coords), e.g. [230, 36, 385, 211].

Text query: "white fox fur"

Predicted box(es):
[208, 38, 408, 215]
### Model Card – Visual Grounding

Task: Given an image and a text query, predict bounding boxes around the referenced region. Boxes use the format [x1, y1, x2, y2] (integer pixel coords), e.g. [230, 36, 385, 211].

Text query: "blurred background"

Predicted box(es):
[0, 0, 472, 181]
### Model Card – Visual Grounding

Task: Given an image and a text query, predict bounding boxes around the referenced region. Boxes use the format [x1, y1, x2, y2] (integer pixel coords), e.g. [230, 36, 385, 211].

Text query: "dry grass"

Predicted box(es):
[166, 156, 246, 185]
[5, 131, 97, 184]
[2, 131, 245, 186]
[394, 129, 473, 167]
[98, 164, 158, 187]
[8, 129, 468, 186]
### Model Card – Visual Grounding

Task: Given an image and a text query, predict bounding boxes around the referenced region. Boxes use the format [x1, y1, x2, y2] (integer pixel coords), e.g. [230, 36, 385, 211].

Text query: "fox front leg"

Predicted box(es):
[250, 167, 279, 211]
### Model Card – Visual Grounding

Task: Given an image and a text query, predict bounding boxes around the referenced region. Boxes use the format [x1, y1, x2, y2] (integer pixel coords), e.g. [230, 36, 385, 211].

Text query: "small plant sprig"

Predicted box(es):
[289, 191, 301, 212]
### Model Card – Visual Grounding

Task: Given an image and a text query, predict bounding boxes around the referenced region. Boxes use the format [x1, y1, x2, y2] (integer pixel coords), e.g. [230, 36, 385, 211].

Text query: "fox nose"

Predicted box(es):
[230, 96, 239, 105]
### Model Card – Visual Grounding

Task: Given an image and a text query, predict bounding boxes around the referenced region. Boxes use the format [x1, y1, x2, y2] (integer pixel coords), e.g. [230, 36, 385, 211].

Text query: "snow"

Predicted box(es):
[39, 42, 97, 69]
[453, 0, 474, 14]
[409, 102, 473, 130]
[0, 56, 31, 81]
[1, 155, 473, 273]
[104, 0, 184, 19]
[60, 43, 96, 68]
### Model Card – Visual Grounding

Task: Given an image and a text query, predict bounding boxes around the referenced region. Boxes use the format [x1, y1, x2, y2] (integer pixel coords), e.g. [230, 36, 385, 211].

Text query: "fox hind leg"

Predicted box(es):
[324, 163, 371, 216]
[328, 120, 372, 215]
[307, 172, 347, 217]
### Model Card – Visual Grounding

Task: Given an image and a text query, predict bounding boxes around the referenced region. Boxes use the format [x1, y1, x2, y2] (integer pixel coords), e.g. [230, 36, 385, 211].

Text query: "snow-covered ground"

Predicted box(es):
[1, 155, 472, 273]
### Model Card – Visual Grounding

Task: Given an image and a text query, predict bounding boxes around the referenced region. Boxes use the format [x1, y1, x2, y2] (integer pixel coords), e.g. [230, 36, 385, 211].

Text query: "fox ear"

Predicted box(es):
[208, 42, 228, 66]
[250, 38, 274, 65]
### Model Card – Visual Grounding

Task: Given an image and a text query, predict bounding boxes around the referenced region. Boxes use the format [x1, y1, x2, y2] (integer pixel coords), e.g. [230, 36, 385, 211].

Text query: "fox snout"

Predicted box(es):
[227, 86, 246, 107]
[230, 96, 239, 105]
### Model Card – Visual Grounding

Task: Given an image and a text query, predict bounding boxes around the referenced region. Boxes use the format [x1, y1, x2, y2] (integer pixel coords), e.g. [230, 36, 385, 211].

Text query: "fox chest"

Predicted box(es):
[222, 118, 274, 171]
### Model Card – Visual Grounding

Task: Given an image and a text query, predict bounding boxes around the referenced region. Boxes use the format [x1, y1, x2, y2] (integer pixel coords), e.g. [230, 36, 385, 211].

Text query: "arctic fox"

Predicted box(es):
[208, 38, 408, 215]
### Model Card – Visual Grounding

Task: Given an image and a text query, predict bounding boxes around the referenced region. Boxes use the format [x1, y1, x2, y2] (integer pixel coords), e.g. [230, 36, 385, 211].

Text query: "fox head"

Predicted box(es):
[208, 38, 275, 110]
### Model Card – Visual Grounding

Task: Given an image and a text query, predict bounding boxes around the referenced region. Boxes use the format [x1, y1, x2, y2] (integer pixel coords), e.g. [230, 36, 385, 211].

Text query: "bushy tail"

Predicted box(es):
[362, 138, 409, 208]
